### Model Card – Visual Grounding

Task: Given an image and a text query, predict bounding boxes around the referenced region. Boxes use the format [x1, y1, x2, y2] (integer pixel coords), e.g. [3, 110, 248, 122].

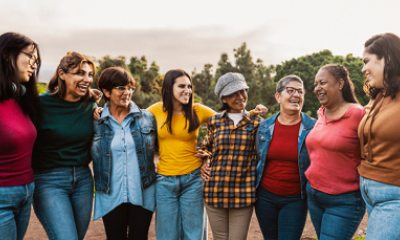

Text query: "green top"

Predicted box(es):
[33, 93, 96, 171]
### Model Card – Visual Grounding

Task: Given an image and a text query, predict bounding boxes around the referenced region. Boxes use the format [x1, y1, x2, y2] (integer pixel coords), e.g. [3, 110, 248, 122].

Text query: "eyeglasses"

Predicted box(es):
[284, 87, 304, 95]
[21, 51, 39, 67]
[113, 86, 136, 93]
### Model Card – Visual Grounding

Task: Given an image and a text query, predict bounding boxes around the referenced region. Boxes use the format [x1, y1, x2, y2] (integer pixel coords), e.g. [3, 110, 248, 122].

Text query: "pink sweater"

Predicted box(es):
[0, 99, 36, 186]
[305, 105, 365, 195]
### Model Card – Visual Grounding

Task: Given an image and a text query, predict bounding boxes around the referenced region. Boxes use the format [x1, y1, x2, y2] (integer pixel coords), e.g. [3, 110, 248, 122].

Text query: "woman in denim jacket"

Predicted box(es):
[255, 75, 315, 240]
[91, 67, 157, 240]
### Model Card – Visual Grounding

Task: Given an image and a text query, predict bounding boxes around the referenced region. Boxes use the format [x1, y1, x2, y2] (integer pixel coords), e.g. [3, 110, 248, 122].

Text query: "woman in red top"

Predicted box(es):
[306, 64, 365, 240]
[0, 32, 41, 240]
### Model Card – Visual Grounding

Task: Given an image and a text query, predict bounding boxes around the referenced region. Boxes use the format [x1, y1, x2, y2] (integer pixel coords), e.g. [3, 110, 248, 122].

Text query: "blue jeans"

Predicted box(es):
[155, 168, 206, 240]
[33, 166, 93, 240]
[360, 176, 400, 240]
[0, 182, 34, 240]
[255, 187, 307, 240]
[306, 183, 365, 240]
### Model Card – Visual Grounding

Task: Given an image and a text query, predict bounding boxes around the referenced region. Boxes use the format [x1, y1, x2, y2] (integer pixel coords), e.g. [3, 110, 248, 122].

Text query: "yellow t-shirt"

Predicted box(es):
[147, 102, 215, 175]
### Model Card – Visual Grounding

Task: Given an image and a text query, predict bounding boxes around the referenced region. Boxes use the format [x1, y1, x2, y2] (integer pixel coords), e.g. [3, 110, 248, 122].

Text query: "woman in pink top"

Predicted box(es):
[305, 64, 365, 240]
[0, 32, 41, 240]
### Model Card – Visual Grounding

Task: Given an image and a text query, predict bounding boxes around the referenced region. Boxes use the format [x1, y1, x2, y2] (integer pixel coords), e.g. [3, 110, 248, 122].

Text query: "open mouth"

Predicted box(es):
[77, 83, 90, 92]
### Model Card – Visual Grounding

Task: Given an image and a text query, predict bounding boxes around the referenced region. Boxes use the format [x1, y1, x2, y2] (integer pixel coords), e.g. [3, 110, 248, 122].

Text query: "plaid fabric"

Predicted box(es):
[202, 111, 261, 208]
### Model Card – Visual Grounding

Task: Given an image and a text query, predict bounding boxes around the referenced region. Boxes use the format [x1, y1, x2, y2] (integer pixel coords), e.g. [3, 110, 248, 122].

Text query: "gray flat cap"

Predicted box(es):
[214, 72, 249, 99]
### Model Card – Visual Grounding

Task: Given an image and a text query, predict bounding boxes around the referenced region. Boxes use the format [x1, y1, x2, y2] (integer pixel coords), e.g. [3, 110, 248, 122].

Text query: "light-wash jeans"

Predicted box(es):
[33, 166, 93, 240]
[155, 168, 206, 240]
[360, 176, 400, 240]
[0, 182, 34, 240]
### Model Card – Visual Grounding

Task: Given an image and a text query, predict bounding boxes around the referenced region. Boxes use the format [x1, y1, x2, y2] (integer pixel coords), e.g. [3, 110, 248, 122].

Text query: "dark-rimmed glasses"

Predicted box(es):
[284, 87, 304, 95]
[21, 51, 39, 67]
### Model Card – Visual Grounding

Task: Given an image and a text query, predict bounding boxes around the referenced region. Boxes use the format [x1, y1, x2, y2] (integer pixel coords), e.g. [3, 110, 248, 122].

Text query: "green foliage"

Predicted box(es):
[37, 82, 47, 94]
[69, 44, 367, 117]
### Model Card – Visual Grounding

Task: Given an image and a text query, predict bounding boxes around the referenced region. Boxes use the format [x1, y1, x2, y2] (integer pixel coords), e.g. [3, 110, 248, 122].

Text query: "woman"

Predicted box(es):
[200, 72, 262, 240]
[358, 33, 400, 239]
[0, 32, 41, 240]
[255, 75, 315, 240]
[147, 69, 215, 240]
[92, 67, 157, 239]
[32, 51, 96, 240]
[306, 64, 365, 240]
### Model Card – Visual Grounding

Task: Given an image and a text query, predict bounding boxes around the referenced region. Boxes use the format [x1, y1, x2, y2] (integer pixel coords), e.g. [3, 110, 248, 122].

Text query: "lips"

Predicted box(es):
[77, 83, 89, 92]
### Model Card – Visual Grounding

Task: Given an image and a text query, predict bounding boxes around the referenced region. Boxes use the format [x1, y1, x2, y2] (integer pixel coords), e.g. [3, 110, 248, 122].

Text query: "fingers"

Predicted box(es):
[200, 161, 211, 181]
[93, 107, 103, 120]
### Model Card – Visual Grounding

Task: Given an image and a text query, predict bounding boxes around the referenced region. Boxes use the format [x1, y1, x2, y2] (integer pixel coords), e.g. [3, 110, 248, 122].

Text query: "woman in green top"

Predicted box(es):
[32, 52, 97, 240]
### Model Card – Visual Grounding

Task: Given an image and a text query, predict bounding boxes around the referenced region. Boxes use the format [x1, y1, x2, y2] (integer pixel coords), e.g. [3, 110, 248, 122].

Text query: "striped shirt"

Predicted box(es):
[202, 111, 261, 208]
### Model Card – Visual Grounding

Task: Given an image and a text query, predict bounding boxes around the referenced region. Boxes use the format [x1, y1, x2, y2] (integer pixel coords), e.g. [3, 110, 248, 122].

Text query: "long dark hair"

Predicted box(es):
[161, 69, 199, 133]
[0, 32, 41, 125]
[321, 64, 359, 103]
[48, 51, 96, 101]
[363, 33, 400, 99]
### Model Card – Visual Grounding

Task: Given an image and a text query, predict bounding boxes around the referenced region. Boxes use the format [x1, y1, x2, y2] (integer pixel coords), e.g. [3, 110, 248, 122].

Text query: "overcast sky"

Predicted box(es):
[1, 0, 399, 82]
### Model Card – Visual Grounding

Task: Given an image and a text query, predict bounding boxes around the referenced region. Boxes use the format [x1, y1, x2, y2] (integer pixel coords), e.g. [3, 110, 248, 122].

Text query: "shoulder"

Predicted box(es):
[147, 101, 163, 114]
[301, 112, 316, 127]
[346, 104, 365, 120]
[194, 103, 216, 122]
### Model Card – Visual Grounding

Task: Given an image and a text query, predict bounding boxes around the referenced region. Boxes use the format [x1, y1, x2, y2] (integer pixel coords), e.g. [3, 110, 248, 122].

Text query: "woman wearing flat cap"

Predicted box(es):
[198, 72, 262, 240]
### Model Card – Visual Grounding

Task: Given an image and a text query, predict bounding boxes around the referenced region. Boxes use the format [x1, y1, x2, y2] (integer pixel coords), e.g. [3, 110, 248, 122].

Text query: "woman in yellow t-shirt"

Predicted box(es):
[147, 69, 214, 240]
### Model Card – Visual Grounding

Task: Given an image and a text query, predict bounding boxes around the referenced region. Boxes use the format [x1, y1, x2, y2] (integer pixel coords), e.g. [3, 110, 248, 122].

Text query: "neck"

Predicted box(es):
[64, 94, 81, 102]
[278, 110, 301, 125]
[172, 100, 184, 114]
[109, 104, 130, 124]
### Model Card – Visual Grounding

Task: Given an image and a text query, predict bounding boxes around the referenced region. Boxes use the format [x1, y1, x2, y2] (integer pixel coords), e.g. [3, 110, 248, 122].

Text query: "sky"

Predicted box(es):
[1, 0, 399, 82]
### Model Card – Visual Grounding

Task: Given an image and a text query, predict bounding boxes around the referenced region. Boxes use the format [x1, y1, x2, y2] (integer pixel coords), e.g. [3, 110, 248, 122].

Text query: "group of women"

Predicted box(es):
[1, 30, 400, 240]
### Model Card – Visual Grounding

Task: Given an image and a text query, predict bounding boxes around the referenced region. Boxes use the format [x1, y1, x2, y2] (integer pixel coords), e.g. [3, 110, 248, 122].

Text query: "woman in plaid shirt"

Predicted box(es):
[200, 72, 262, 240]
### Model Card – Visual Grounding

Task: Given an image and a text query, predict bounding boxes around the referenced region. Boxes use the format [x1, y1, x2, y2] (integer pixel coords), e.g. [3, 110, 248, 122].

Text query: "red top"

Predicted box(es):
[0, 99, 36, 186]
[306, 105, 364, 194]
[261, 120, 301, 196]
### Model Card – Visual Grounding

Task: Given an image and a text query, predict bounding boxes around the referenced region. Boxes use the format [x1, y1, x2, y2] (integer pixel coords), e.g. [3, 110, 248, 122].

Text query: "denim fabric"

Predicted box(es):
[306, 183, 365, 240]
[92, 102, 157, 193]
[360, 176, 400, 240]
[155, 168, 206, 240]
[33, 166, 93, 240]
[255, 187, 307, 240]
[92, 103, 156, 220]
[256, 112, 315, 198]
[0, 182, 34, 240]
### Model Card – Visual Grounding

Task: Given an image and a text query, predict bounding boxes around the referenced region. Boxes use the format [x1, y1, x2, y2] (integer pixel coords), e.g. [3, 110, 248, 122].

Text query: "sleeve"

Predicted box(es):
[195, 103, 216, 124]
[200, 117, 215, 161]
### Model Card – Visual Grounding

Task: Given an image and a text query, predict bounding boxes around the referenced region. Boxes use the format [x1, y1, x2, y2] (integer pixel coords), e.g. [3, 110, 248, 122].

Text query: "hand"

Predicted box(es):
[200, 160, 211, 182]
[89, 88, 103, 104]
[195, 149, 210, 159]
[93, 107, 103, 120]
[253, 104, 268, 115]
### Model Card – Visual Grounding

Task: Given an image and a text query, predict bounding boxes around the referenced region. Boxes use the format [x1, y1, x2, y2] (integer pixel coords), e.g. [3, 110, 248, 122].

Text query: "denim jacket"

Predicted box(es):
[255, 112, 315, 198]
[91, 103, 157, 194]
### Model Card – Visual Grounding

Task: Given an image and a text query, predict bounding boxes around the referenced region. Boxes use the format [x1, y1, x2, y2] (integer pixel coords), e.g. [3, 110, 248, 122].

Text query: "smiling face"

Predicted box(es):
[172, 75, 192, 106]
[104, 84, 134, 109]
[276, 81, 304, 113]
[16, 45, 38, 83]
[222, 89, 248, 113]
[314, 68, 344, 108]
[362, 51, 385, 89]
[60, 62, 94, 102]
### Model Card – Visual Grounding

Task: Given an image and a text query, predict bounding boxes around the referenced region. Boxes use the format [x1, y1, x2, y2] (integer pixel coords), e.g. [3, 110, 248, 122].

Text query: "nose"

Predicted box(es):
[361, 64, 367, 75]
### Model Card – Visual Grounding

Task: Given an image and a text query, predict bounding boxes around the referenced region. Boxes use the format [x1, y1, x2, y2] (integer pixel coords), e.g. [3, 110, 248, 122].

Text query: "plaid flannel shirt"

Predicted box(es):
[202, 111, 261, 208]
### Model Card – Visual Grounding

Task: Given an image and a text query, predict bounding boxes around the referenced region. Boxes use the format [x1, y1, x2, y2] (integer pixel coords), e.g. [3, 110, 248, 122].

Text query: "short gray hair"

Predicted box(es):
[276, 75, 304, 92]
